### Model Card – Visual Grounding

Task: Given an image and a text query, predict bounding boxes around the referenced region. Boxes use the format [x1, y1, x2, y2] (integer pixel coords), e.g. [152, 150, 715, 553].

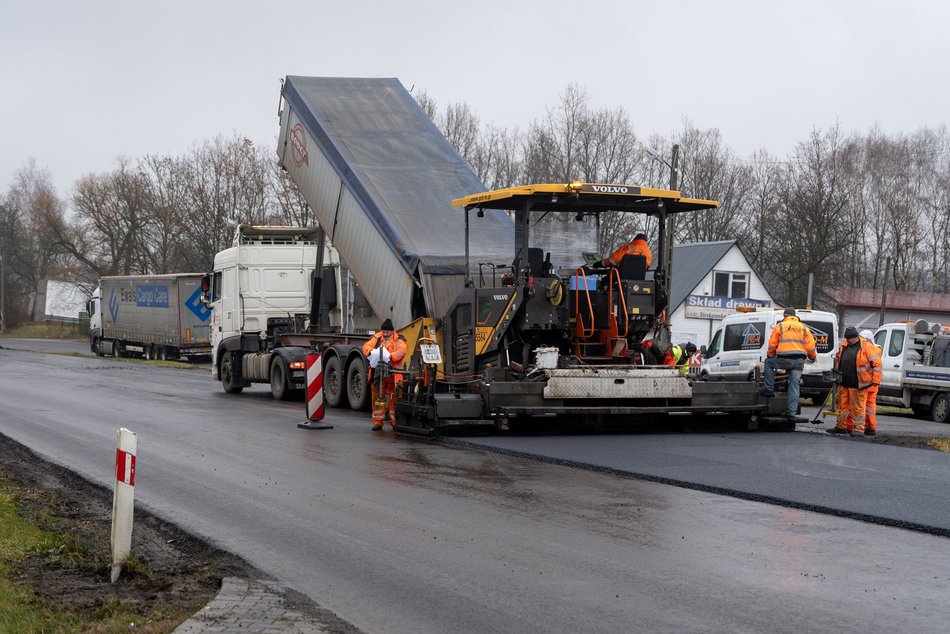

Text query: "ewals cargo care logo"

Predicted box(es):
[185, 287, 212, 321]
[290, 123, 309, 167]
[136, 286, 169, 307]
[109, 287, 119, 322]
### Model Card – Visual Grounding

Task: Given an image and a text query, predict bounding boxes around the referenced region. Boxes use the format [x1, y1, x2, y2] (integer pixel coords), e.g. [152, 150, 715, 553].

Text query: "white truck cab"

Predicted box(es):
[700, 308, 839, 402]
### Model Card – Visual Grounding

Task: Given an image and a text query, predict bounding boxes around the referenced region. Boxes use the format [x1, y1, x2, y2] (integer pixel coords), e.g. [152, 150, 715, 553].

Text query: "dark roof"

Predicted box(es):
[670, 240, 736, 309]
[824, 287, 950, 314]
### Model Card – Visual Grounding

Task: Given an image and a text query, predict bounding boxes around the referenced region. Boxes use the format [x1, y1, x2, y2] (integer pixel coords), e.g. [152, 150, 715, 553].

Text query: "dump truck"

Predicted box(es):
[88, 274, 211, 360]
[873, 320, 950, 423]
[203, 76, 513, 404]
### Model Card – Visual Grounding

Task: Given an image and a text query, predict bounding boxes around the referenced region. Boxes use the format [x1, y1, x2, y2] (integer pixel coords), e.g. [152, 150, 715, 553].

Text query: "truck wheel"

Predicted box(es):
[113, 342, 121, 358]
[323, 356, 348, 408]
[270, 358, 289, 401]
[144, 345, 154, 361]
[157, 346, 167, 361]
[931, 394, 949, 424]
[346, 359, 370, 411]
[221, 352, 244, 394]
[93, 338, 104, 357]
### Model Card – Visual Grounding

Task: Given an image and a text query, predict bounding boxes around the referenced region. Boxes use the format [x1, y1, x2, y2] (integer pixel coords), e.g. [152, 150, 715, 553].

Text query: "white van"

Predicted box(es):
[700, 308, 839, 403]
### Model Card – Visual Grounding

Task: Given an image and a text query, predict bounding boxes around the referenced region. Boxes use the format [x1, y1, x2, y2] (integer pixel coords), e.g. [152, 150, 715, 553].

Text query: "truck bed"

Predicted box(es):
[277, 76, 514, 327]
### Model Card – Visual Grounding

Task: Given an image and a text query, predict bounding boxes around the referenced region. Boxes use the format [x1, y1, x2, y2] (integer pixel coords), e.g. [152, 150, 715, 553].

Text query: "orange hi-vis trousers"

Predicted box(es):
[865, 384, 879, 432]
[836, 387, 868, 433]
[371, 377, 396, 427]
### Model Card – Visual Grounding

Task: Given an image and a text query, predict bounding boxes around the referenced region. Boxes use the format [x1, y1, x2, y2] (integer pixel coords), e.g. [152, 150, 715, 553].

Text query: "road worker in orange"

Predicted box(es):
[830, 326, 882, 436]
[362, 318, 408, 431]
[761, 307, 818, 417]
[601, 231, 652, 268]
[859, 329, 882, 435]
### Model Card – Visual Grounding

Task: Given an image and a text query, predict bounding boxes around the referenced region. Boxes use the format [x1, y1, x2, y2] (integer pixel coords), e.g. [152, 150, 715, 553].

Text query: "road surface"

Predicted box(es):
[1, 344, 948, 633]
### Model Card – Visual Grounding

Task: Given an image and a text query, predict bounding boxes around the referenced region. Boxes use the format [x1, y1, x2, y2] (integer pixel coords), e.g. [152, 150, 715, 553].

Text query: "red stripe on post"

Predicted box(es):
[115, 448, 136, 486]
[306, 353, 324, 421]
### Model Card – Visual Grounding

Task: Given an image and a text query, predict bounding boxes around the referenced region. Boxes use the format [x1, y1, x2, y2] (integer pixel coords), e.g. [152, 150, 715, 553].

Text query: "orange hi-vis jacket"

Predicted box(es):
[362, 330, 408, 372]
[834, 337, 882, 390]
[767, 315, 818, 359]
[603, 237, 652, 268]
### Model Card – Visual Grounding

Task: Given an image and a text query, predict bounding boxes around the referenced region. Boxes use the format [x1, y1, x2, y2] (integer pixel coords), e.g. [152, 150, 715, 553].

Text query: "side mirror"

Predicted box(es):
[199, 274, 212, 306]
[700, 345, 708, 358]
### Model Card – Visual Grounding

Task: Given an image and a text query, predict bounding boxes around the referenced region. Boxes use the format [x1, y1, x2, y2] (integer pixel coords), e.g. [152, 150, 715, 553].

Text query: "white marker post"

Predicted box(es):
[299, 352, 333, 430]
[111, 427, 137, 583]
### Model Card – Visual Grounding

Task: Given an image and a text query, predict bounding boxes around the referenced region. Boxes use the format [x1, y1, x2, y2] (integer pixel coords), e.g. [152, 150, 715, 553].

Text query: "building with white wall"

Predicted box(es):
[667, 240, 777, 347]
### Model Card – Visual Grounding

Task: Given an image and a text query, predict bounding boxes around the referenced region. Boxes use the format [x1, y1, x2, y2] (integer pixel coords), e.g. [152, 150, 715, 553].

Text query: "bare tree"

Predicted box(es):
[767, 125, 856, 306]
[2, 160, 69, 320]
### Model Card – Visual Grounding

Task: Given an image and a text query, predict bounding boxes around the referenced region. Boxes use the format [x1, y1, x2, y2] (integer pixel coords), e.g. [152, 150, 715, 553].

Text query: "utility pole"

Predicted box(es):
[664, 144, 680, 295]
[879, 256, 890, 327]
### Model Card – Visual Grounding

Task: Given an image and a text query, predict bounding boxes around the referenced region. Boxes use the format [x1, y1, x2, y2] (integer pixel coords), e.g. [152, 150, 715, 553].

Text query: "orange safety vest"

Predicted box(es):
[604, 237, 652, 268]
[767, 316, 817, 359]
[362, 330, 408, 377]
[834, 337, 882, 390]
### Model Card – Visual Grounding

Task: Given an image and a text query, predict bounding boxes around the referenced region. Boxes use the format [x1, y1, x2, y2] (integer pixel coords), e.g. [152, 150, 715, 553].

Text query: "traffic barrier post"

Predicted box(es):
[299, 352, 333, 430]
[111, 427, 136, 583]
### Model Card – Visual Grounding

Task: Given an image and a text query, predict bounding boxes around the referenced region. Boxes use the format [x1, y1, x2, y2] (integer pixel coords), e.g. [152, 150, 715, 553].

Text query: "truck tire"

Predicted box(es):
[144, 344, 154, 361]
[346, 359, 370, 411]
[931, 393, 949, 424]
[323, 355, 348, 408]
[221, 352, 244, 394]
[113, 342, 121, 358]
[270, 357, 289, 401]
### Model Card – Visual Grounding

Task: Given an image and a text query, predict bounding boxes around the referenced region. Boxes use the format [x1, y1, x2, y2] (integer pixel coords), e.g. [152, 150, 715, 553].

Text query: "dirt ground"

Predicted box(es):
[0, 434, 254, 620]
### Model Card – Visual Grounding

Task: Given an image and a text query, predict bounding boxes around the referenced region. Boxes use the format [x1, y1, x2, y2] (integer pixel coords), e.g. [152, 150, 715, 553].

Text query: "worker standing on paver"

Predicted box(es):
[761, 308, 818, 417]
[362, 319, 408, 431]
[831, 326, 882, 436]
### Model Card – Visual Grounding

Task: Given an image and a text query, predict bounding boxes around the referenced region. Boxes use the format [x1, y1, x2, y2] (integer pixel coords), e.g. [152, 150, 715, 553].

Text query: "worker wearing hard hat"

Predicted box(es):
[761, 307, 818, 417]
[362, 318, 408, 431]
[601, 231, 652, 268]
[830, 326, 882, 436]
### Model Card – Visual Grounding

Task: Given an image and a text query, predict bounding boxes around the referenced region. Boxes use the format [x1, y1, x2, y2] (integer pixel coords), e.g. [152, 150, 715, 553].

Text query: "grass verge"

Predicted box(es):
[0, 479, 190, 633]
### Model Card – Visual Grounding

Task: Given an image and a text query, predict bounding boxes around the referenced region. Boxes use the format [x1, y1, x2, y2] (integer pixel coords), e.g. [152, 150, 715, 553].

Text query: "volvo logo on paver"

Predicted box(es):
[580, 184, 640, 195]
[291, 123, 309, 167]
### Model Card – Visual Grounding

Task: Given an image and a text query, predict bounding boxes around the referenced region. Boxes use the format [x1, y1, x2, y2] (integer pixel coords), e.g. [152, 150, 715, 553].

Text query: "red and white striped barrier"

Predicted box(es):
[111, 427, 136, 583]
[299, 352, 333, 430]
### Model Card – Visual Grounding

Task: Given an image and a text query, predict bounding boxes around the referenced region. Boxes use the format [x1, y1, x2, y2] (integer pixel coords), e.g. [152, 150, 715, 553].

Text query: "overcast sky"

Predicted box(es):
[2, 0, 948, 199]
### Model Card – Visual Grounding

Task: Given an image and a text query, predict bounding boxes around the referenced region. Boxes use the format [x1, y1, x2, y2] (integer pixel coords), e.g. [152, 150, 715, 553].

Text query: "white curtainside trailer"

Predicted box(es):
[89, 274, 212, 360]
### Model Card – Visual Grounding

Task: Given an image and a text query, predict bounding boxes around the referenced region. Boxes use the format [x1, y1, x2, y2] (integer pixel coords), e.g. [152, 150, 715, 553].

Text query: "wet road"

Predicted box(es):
[1, 345, 949, 633]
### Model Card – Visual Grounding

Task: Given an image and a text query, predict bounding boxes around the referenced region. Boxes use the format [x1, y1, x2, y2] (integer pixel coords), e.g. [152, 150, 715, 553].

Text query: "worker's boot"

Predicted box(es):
[864, 428, 877, 436]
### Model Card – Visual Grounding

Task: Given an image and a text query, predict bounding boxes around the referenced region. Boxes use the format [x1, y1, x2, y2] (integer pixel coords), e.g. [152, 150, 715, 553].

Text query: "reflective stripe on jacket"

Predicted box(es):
[767, 316, 817, 359]
[834, 337, 882, 390]
[362, 330, 408, 368]
[604, 237, 652, 268]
